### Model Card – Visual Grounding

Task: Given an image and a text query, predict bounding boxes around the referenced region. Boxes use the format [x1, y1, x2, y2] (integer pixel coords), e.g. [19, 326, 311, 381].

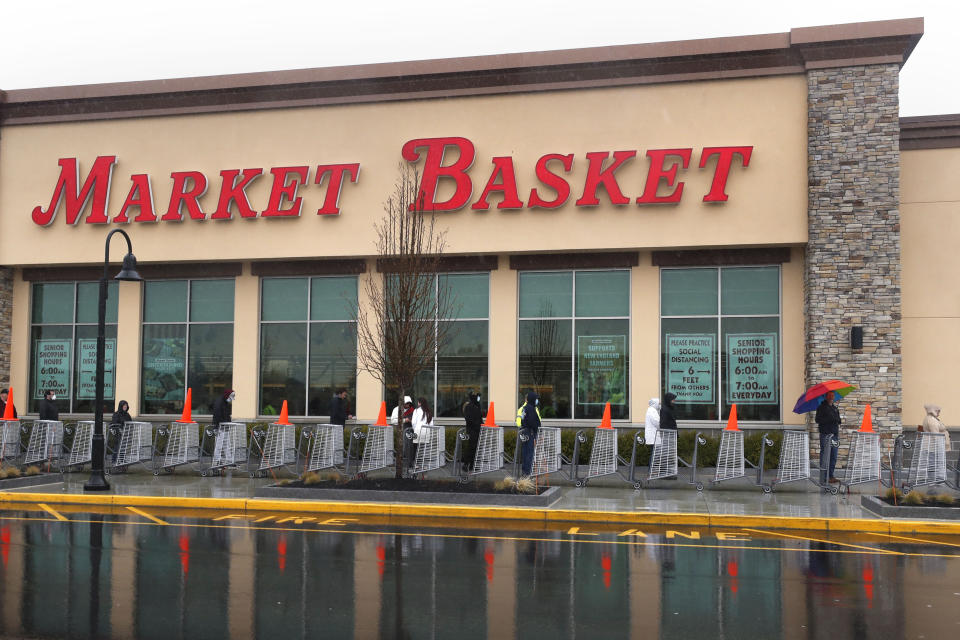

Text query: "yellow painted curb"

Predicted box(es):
[2, 490, 959, 535]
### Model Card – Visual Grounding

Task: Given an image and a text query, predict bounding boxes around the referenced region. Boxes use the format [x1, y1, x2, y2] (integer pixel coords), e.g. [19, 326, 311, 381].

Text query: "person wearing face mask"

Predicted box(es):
[329, 388, 353, 427]
[644, 397, 661, 449]
[212, 388, 235, 430]
[462, 391, 483, 471]
[38, 389, 59, 421]
[518, 391, 541, 477]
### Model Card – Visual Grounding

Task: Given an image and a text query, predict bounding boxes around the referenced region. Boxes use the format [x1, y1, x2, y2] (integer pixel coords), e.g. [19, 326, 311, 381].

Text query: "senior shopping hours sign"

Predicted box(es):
[666, 334, 715, 404]
[34, 339, 71, 398]
[726, 333, 778, 404]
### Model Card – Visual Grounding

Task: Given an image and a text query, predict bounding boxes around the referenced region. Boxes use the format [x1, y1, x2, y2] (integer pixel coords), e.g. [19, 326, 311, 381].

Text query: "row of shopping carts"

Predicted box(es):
[0, 419, 95, 472]
[3, 416, 956, 493]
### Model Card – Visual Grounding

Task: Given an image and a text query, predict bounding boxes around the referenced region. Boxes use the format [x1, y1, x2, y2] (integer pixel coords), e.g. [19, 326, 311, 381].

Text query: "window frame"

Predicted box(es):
[258, 275, 359, 418]
[28, 280, 119, 415]
[659, 265, 783, 423]
[516, 268, 632, 422]
[140, 277, 235, 416]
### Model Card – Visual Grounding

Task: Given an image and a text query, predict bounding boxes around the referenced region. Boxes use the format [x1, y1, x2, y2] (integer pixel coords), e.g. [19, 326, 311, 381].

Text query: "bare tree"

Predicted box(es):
[354, 165, 459, 476]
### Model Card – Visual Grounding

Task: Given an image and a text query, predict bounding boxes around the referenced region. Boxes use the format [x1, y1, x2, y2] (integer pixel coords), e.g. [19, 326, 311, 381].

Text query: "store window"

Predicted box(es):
[397, 273, 490, 418]
[660, 266, 780, 422]
[141, 279, 235, 414]
[259, 276, 357, 416]
[29, 281, 119, 414]
[518, 270, 630, 420]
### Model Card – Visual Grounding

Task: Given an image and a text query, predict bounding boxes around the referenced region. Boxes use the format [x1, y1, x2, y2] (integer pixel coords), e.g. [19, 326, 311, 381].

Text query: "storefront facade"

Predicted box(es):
[0, 17, 954, 444]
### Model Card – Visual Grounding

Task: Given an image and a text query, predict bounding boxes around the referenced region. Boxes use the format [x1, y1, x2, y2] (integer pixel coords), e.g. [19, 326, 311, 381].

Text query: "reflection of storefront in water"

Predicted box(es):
[10, 520, 960, 637]
[3, 17, 956, 445]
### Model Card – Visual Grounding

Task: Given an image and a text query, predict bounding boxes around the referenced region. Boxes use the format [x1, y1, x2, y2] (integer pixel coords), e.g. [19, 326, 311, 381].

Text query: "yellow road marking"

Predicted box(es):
[741, 528, 899, 555]
[37, 503, 67, 521]
[125, 506, 168, 525]
[1, 514, 958, 559]
[867, 532, 960, 549]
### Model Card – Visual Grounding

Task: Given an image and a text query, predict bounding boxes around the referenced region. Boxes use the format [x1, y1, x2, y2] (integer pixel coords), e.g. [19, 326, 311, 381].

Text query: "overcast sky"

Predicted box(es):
[1, 0, 956, 116]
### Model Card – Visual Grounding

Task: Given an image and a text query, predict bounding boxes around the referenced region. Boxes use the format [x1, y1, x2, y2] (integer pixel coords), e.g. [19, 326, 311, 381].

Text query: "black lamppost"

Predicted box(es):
[84, 229, 142, 491]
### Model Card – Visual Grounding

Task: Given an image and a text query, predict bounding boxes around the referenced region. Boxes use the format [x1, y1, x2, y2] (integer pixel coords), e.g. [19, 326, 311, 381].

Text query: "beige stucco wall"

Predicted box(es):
[0, 75, 808, 266]
[901, 147, 960, 426]
[1, 73, 809, 421]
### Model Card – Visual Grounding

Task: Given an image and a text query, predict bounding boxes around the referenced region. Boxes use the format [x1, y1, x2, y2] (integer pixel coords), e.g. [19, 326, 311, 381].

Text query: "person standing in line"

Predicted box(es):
[644, 397, 661, 448]
[111, 400, 132, 426]
[0, 388, 17, 419]
[410, 397, 434, 472]
[462, 391, 483, 471]
[212, 389, 235, 430]
[658, 393, 677, 430]
[390, 396, 414, 426]
[329, 388, 353, 426]
[518, 391, 541, 477]
[815, 391, 841, 484]
[38, 389, 59, 421]
[922, 403, 952, 451]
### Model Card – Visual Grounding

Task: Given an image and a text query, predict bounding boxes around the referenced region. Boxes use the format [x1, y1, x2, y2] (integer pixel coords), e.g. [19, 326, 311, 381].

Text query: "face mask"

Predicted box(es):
[477, 395, 481, 403]
[535, 399, 539, 406]
[227, 392, 235, 403]
[50, 395, 56, 401]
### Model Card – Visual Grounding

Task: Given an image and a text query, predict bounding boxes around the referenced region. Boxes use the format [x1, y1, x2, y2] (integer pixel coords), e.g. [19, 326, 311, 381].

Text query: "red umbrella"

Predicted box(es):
[793, 380, 856, 414]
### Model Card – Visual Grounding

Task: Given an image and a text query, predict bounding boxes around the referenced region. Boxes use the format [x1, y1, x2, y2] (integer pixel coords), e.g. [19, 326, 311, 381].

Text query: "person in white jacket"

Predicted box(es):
[644, 397, 660, 446]
[410, 397, 435, 471]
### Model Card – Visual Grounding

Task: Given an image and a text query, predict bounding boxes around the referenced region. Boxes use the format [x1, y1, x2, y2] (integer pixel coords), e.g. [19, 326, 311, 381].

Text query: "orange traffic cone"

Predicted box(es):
[2, 387, 13, 420]
[176, 388, 193, 423]
[375, 401, 388, 427]
[725, 404, 740, 431]
[276, 400, 291, 426]
[598, 402, 613, 429]
[483, 402, 497, 427]
[859, 404, 874, 433]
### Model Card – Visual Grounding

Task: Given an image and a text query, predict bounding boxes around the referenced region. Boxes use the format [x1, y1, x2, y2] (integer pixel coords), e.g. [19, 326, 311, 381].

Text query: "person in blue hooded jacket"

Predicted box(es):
[519, 391, 541, 476]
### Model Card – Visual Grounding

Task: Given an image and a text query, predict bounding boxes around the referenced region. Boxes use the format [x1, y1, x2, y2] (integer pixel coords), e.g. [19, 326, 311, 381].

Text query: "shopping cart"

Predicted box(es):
[201, 422, 248, 476]
[770, 430, 819, 492]
[23, 420, 64, 471]
[357, 424, 394, 476]
[648, 429, 679, 483]
[0, 420, 23, 467]
[303, 424, 346, 473]
[409, 424, 445, 476]
[470, 425, 505, 477]
[838, 431, 880, 495]
[61, 420, 94, 471]
[109, 421, 155, 473]
[903, 431, 948, 491]
[258, 422, 298, 477]
[712, 429, 745, 486]
[153, 421, 201, 475]
[529, 426, 561, 479]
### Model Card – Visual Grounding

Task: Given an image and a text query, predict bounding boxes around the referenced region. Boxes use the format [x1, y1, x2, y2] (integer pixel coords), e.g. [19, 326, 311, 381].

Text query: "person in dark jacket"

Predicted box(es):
[111, 400, 132, 426]
[519, 391, 541, 476]
[0, 388, 16, 419]
[815, 391, 841, 484]
[212, 389, 235, 429]
[462, 391, 483, 470]
[659, 393, 678, 430]
[38, 389, 59, 421]
[329, 389, 353, 426]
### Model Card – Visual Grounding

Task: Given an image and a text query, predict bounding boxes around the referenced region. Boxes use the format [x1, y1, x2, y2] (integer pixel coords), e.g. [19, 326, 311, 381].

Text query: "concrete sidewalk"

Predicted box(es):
[0, 467, 942, 527]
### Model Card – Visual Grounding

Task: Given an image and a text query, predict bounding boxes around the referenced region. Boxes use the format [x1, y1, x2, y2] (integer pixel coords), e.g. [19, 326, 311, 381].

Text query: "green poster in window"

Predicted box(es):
[77, 339, 116, 399]
[726, 333, 778, 404]
[577, 335, 626, 405]
[34, 339, 71, 399]
[666, 334, 714, 404]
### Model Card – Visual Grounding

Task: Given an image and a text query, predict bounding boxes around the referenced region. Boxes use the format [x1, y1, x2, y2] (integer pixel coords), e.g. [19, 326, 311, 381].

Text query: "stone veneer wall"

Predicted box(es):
[805, 63, 903, 462]
[0, 267, 11, 386]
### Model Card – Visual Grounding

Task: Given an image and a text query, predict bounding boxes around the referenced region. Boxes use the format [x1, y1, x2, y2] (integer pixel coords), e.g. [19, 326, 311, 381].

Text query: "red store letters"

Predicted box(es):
[30, 137, 750, 226]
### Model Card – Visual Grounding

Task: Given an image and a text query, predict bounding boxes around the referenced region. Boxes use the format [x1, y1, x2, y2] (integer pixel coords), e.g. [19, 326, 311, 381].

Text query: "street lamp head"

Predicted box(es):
[114, 252, 142, 282]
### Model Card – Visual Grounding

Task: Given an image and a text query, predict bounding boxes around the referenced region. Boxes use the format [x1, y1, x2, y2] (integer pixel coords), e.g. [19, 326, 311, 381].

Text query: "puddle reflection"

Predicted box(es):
[0, 517, 957, 639]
